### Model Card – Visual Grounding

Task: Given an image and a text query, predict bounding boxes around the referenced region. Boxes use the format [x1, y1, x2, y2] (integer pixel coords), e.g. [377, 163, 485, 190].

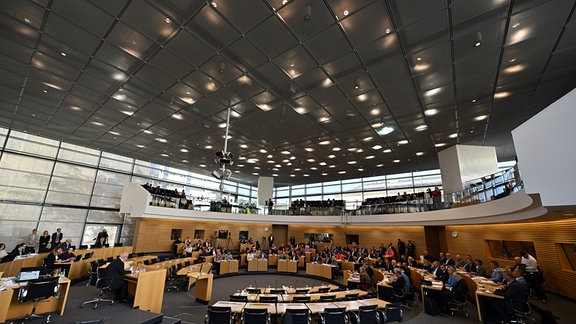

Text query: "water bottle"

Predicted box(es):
[59, 270, 66, 279]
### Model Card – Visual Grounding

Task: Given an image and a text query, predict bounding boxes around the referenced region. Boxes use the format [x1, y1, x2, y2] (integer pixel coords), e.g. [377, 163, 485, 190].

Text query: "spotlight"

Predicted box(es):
[303, 4, 312, 22]
[353, 78, 360, 90]
[475, 31, 482, 47]
[219, 61, 226, 73]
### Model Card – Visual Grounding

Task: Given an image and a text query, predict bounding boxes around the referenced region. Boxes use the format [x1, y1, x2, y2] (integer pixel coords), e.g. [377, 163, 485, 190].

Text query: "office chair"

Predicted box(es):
[81, 268, 114, 309]
[17, 277, 60, 322]
[269, 289, 286, 294]
[383, 302, 404, 323]
[292, 295, 311, 303]
[229, 294, 249, 302]
[295, 288, 309, 294]
[87, 261, 99, 287]
[281, 308, 310, 324]
[319, 295, 336, 302]
[344, 292, 359, 301]
[317, 286, 330, 293]
[165, 265, 184, 292]
[392, 288, 410, 310]
[205, 305, 233, 324]
[447, 293, 469, 318]
[242, 308, 270, 324]
[246, 288, 262, 294]
[512, 301, 535, 324]
[320, 307, 347, 324]
[354, 305, 382, 324]
[259, 295, 278, 303]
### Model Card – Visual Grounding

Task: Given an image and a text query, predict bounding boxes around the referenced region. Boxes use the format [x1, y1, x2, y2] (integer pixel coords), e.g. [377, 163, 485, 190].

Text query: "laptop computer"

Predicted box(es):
[74, 255, 83, 262]
[15, 269, 41, 282]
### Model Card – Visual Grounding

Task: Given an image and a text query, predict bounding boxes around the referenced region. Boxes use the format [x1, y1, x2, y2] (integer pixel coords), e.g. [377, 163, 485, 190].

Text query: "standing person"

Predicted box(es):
[39, 230, 51, 253]
[51, 228, 63, 249]
[520, 251, 547, 303]
[397, 239, 406, 257]
[268, 198, 274, 215]
[24, 229, 39, 253]
[0, 243, 8, 261]
[96, 229, 109, 245]
[406, 240, 415, 259]
[103, 252, 131, 303]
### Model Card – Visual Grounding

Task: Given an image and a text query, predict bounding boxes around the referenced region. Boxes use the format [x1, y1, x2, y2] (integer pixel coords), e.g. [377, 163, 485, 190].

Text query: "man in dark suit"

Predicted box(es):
[103, 252, 131, 302]
[51, 228, 63, 249]
[441, 271, 468, 310]
[489, 269, 530, 322]
[60, 238, 73, 250]
[444, 252, 456, 266]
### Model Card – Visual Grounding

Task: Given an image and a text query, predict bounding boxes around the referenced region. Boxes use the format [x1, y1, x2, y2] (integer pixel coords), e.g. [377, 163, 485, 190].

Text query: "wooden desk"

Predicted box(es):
[268, 254, 278, 266]
[277, 260, 297, 273]
[474, 279, 503, 322]
[257, 259, 268, 271]
[247, 259, 258, 272]
[0, 277, 71, 322]
[124, 269, 166, 313]
[218, 260, 239, 275]
[212, 301, 246, 313]
[306, 262, 334, 280]
[189, 272, 213, 303]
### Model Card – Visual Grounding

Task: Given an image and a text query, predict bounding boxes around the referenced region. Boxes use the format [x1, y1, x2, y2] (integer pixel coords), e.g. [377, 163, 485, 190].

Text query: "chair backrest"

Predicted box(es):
[184, 261, 191, 267]
[345, 293, 359, 301]
[319, 294, 336, 302]
[74, 255, 83, 262]
[357, 305, 380, 324]
[18, 277, 59, 302]
[269, 289, 286, 294]
[317, 286, 330, 293]
[259, 295, 278, 303]
[95, 268, 113, 290]
[323, 307, 347, 324]
[206, 306, 231, 324]
[246, 288, 262, 294]
[282, 308, 309, 324]
[229, 294, 248, 302]
[295, 288, 309, 294]
[243, 308, 269, 324]
[143, 260, 150, 265]
[292, 295, 311, 303]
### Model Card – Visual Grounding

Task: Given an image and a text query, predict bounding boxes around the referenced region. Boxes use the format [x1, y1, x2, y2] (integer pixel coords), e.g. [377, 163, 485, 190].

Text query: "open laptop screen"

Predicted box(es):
[15, 270, 40, 282]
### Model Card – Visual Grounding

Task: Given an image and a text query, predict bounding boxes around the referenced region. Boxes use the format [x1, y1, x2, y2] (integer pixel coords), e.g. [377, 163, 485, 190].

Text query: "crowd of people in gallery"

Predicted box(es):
[0, 228, 112, 264]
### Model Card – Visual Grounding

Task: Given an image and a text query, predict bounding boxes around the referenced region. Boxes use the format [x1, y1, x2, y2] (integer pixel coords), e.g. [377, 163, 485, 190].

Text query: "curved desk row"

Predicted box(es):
[213, 298, 388, 314]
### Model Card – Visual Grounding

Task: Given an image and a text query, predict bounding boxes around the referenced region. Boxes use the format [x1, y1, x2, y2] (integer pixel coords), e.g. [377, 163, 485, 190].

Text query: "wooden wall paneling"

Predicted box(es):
[445, 219, 576, 300]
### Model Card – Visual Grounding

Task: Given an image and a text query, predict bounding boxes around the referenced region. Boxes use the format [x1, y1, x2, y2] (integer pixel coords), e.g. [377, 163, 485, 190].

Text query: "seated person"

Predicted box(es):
[441, 271, 468, 311]
[45, 247, 63, 269]
[489, 260, 504, 283]
[59, 247, 76, 262]
[246, 249, 255, 260]
[94, 236, 108, 248]
[487, 270, 530, 322]
[11, 243, 27, 256]
[224, 250, 234, 261]
[103, 253, 132, 303]
[391, 268, 407, 297]
[182, 243, 193, 257]
[358, 266, 372, 291]
[435, 264, 449, 283]
[475, 259, 487, 277]
[0, 242, 7, 261]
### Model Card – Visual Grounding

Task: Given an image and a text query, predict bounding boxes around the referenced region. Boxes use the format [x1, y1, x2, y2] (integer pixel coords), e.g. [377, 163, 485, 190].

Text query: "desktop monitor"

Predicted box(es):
[15, 269, 40, 282]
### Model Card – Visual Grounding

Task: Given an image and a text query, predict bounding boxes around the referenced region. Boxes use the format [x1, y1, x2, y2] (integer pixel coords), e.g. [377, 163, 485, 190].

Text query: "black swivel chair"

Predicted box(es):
[229, 294, 249, 302]
[295, 288, 309, 294]
[259, 295, 278, 303]
[269, 289, 286, 294]
[242, 308, 270, 324]
[17, 277, 60, 322]
[344, 292, 360, 301]
[86, 261, 99, 287]
[354, 305, 382, 324]
[281, 308, 311, 324]
[205, 305, 233, 324]
[81, 268, 114, 309]
[246, 288, 262, 294]
[320, 307, 348, 324]
[292, 295, 311, 303]
[317, 286, 330, 293]
[319, 295, 336, 302]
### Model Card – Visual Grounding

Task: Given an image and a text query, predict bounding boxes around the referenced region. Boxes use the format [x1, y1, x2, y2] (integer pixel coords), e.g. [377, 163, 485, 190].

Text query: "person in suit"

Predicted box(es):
[60, 238, 73, 250]
[38, 230, 51, 253]
[474, 259, 487, 277]
[441, 271, 468, 311]
[488, 270, 530, 322]
[103, 252, 131, 302]
[489, 260, 504, 283]
[435, 264, 449, 283]
[94, 236, 108, 248]
[11, 243, 27, 256]
[444, 252, 456, 266]
[51, 228, 63, 249]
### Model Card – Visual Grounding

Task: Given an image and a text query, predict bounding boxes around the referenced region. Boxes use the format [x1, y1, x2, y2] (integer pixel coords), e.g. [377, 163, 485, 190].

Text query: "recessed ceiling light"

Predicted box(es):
[294, 168, 301, 171]
[304, 147, 314, 152]
[257, 104, 272, 111]
[494, 91, 510, 99]
[347, 161, 357, 164]
[70, 106, 82, 111]
[503, 65, 525, 73]
[272, 173, 278, 177]
[319, 140, 330, 145]
[240, 144, 248, 148]
[218, 123, 227, 128]
[378, 126, 394, 135]
[293, 107, 307, 115]
[319, 162, 327, 166]
[425, 87, 442, 97]
[281, 150, 291, 154]
[199, 164, 206, 167]
[91, 121, 104, 126]
[290, 156, 296, 160]
[286, 162, 292, 166]
[180, 148, 189, 153]
[416, 57, 423, 61]
[348, 148, 357, 152]
[254, 166, 261, 170]
[247, 158, 257, 163]
[259, 149, 267, 153]
[416, 152, 424, 156]
[319, 116, 331, 123]
[366, 156, 375, 159]
[435, 143, 446, 147]
[372, 122, 383, 128]
[398, 140, 408, 145]
[328, 155, 336, 159]
[267, 154, 273, 158]
[156, 138, 167, 143]
[512, 22, 520, 28]
[370, 108, 380, 116]
[143, 130, 153, 134]
[24, 18, 31, 23]
[307, 158, 315, 162]
[290, 174, 295, 177]
[310, 167, 318, 170]
[475, 115, 488, 121]
[372, 145, 382, 150]
[322, 172, 328, 176]
[356, 149, 363, 153]
[282, 159, 289, 163]
[253, 172, 259, 175]
[205, 145, 213, 149]
[363, 137, 373, 142]
[393, 159, 400, 163]
[120, 110, 134, 116]
[449, 133, 458, 139]
[172, 113, 183, 120]
[332, 147, 341, 151]
[383, 149, 392, 153]
[136, 145, 145, 148]
[60, 52, 67, 57]
[267, 160, 275, 164]
[329, 165, 336, 168]
[343, 10, 349, 16]
[385, 28, 391, 34]
[415, 125, 428, 131]
[377, 164, 384, 167]
[272, 168, 279, 171]
[303, 174, 309, 177]
[275, 164, 282, 168]
[472, 99, 477, 103]
[164, 18, 171, 24]
[338, 171, 346, 174]
[109, 131, 120, 136]
[358, 168, 364, 171]
[424, 109, 438, 116]
[161, 153, 169, 157]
